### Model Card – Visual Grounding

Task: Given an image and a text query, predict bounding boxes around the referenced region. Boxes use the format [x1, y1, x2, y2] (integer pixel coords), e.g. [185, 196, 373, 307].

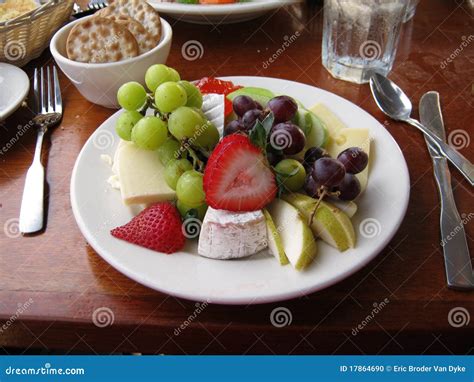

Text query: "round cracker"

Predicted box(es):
[66, 17, 139, 63]
[107, 14, 157, 54]
[99, 0, 161, 42]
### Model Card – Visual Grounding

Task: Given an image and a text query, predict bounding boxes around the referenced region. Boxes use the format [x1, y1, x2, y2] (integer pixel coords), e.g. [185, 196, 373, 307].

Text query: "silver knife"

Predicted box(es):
[420, 91, 474, 290]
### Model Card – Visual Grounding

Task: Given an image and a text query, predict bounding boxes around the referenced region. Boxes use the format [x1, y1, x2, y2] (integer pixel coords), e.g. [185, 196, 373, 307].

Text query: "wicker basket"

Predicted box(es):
[0, 0, 74, 67]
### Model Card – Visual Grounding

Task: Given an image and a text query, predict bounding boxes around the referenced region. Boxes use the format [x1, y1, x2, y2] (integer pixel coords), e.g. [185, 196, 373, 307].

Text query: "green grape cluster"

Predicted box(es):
[115, 64, 213, 220]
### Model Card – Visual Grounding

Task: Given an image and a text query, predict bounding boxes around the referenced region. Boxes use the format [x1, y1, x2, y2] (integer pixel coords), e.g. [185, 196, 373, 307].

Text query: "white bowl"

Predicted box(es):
[50, 15, 172, 109]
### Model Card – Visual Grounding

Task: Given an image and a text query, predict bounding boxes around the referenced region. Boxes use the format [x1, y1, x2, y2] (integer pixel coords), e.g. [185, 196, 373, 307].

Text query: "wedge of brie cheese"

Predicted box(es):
[198, 207, 268, 259]
[116, 140, 176, 205]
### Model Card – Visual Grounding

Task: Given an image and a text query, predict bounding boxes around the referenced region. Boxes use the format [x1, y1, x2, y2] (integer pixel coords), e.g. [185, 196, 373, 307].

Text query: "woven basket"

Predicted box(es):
[0, 0, 74, 67]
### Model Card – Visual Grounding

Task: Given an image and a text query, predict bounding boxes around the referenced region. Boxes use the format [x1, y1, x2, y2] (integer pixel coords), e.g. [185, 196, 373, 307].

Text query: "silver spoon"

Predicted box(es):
[369, 72, 474, 186]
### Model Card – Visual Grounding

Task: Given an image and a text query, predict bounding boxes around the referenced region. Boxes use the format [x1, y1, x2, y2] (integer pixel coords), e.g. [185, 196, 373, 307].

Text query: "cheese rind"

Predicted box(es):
[198, 207, 268, 259]
[116, 141, 176, 205]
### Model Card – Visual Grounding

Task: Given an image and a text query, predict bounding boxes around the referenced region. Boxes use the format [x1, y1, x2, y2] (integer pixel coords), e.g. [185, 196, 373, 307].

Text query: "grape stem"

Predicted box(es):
[308, 187, 327, 226]
[186, 145, 205, 172]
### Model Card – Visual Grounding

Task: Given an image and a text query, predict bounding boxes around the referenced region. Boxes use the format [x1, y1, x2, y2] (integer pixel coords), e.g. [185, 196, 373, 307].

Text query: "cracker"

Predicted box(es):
[66, 17, 139, 63]
[107, 14, 157, 54]
[99, 0, 162, 42]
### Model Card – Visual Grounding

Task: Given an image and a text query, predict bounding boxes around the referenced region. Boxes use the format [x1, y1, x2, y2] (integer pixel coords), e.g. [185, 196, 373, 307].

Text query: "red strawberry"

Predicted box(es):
[111, 203, 185, 254]
[204, 135, 277, 211]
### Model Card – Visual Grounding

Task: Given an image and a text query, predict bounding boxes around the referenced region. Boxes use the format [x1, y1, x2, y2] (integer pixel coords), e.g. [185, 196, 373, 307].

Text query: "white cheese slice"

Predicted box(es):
[198, 207, 268, 260]
[116, 141, 176, 205]
[201, 93, 225, 137]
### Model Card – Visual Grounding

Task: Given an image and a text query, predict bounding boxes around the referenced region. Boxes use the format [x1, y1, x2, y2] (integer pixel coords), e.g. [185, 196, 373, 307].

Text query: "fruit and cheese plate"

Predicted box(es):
[71, 66, 410, 304]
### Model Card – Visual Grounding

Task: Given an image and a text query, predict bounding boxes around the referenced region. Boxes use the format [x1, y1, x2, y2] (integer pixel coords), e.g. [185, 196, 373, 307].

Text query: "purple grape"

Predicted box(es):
[304, 174, 323, 198]
[335, 173, 361, 201]
[312, 157, 345, 188]
[255, 101, 263, 110]
[337, 147, 368, 174]
[242, 109, 263, 130]
[304, 147, 329, 166]
[267, 96, 298, 123]
[269, 122, 306, 155]
[224, 119, 246, 136]
[232, 95, 257, 117]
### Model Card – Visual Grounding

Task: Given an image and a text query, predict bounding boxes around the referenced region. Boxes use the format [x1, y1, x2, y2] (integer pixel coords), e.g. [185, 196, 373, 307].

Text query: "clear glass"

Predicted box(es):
[322, 0, 408, 84]
[403, 0, 420, 22]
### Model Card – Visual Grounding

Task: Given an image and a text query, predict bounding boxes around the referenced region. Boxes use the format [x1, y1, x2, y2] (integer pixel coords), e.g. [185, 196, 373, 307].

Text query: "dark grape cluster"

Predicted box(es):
[224, 95, 306, 156]
[303, 146, 368, 201]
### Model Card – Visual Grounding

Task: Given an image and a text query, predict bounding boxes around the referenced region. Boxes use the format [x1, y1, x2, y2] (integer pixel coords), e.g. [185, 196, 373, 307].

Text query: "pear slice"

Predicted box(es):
[282, 193, 356, 252]
[266, 199, 317, 271]
[309, 103, 346, 140]
[329, 199, 358, 218]
[263, 209, 289, 266]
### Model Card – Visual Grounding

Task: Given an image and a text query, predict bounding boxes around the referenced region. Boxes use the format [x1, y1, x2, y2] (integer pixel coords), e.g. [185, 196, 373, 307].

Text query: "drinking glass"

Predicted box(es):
[322, 0, 408, 84]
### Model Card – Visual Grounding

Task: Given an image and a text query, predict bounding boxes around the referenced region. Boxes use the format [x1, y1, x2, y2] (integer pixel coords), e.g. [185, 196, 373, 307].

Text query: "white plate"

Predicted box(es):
[71, 76, 410, 305]
[148, 0, 296, 24]
[0, 63, 29, 121]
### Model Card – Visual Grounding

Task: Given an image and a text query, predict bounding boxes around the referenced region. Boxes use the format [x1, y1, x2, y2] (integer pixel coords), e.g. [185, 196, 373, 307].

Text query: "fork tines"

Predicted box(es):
[34, 66, 62, 116]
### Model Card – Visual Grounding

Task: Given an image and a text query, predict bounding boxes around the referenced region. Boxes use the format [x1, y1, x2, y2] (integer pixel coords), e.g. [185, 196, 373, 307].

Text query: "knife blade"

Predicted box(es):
[419, 91, 474, 290]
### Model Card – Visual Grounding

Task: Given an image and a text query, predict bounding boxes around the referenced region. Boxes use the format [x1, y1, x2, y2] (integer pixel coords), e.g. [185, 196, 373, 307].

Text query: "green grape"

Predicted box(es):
[193, 121, 219, 150]
[274, 159, 307, 192]
[164, 158, 193, 190]
[115, 110, 142, 141]
[131, 116, 168, 150]
[176, 200, 208, 221]
[178, 80, 203, 108]
[157, 137, 181, 166]
[168, 106, 205, 140]
[117, 82, 147, 111]
[168, 67, 181, 82]
[145, 64, 173, 92]
[176, 170, 205, 207]
[154, 82, 187, 113]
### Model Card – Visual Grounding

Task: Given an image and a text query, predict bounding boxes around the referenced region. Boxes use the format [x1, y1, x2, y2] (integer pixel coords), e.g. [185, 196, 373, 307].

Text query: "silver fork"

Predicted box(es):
[19, 66, 63, 234]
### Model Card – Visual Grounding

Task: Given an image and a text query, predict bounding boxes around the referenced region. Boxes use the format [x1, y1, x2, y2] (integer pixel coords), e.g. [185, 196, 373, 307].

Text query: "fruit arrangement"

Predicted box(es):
[108, 65, 371, 271]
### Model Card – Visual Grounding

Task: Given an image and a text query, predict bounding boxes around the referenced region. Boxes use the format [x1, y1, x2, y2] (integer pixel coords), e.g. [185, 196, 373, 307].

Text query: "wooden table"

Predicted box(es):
[0, 0, 473, 355]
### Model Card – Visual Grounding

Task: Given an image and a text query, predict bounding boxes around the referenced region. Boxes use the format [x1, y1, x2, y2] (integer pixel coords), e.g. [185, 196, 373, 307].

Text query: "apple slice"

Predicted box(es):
[263, 209, 289, 266]
[282, 193, 356, 252]
[266, 199, 317, 271]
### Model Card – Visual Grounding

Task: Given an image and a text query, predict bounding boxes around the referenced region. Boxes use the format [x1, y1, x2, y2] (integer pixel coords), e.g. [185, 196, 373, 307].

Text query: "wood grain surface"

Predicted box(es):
[0, 0, 473, 354]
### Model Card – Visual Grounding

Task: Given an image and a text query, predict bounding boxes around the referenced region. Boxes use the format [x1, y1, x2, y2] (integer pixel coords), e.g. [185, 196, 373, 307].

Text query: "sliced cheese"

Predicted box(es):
[327, 128, 371, 192]
[198, 207, 267, 260]
[309, 103, 347, 140]
[116, 141, 176, 205]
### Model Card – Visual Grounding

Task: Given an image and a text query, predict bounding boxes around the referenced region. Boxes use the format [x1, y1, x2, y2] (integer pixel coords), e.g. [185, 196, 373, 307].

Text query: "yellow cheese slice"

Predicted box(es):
[116, 141, 176, 205]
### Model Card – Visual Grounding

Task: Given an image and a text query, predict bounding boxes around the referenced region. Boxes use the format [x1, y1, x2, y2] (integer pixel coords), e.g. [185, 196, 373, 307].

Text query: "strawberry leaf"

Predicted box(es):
[262, 112, 275, 134]
[249, 120, 267, 151]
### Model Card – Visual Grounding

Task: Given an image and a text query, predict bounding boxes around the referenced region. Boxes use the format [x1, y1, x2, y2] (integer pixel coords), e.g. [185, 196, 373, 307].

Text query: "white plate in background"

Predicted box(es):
[148, 0, 298, 24]
[0, 63, 29, 121]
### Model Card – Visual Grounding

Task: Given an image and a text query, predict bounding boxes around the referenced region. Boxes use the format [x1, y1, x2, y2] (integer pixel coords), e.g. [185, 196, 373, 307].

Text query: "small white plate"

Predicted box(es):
[0, 63, 30, 121]
[71, 76, 410, 305]
[148, 0, 296, 25]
